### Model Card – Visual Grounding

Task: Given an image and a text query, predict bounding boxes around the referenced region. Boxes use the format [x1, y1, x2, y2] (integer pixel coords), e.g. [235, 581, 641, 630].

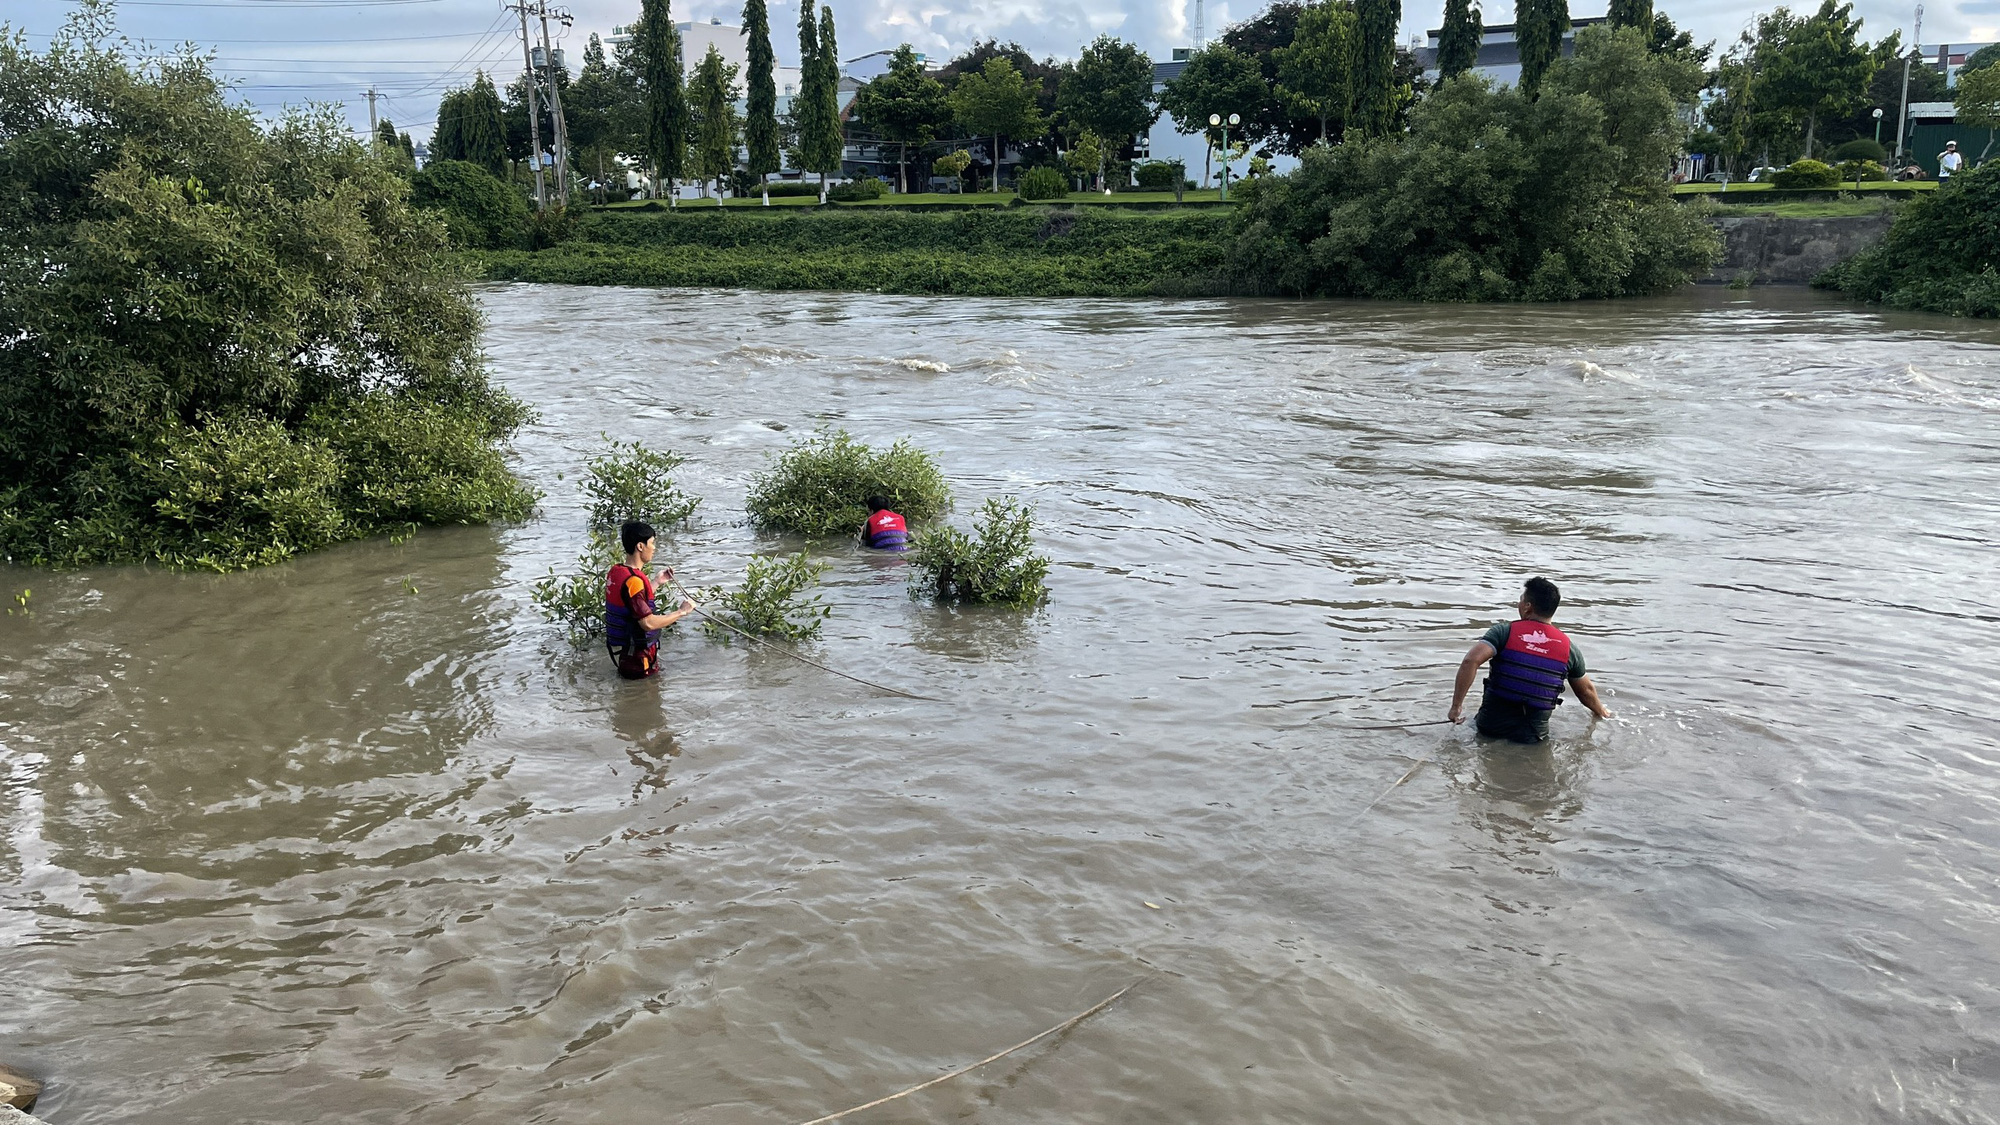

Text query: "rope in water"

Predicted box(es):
[1334, 718, 1456, 732]
[790, 979, 1144, 1125]
[666, 579, 939, 702]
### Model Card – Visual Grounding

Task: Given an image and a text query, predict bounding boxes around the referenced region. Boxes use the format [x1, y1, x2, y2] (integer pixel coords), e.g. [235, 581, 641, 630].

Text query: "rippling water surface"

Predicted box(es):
[4, 285, 1998, 1124]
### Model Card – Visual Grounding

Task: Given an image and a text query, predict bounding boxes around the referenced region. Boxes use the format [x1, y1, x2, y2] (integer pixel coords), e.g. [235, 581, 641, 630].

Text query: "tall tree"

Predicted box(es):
[635, 0, 687, 201]
[566, 34, 632, 202]
[854, 44, 949, 193]
[1157, 44, 1267, 185]
[1274, 2, 1356, 142]
[1353, 0, 1402, 131]
[1514, 0, 1569, 97]
[741, 0, 780, 199]
[794, 0, 827, 195]
[802, 4, 845, 191]
[948, 57, 1045, 192]
[462, 72, 509, 176]
[1436, 0, 1483, 81]
[1756, 0, 1875, 157]
[1954, 61, 2000, 161]
[1056, 35, 1157, 185]
[689, 44, 740, 196]
[1606, 0, 1653, 34]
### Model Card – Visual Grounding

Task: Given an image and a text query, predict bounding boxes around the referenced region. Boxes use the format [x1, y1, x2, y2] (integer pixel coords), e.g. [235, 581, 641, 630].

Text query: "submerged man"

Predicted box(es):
[605, 520, 695, 680]
[1447, 577, 1613, 742]
[859, 495, 909, 552]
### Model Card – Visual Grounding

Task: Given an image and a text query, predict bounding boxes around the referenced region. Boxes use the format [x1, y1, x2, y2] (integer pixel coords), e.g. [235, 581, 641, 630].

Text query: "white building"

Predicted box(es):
[1142, 51, 1299, 190]
[1413, 15, 1609, 87]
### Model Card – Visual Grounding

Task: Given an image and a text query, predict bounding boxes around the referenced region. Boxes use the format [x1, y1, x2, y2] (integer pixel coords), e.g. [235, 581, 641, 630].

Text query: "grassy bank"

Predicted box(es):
[596, 189, 1234, 209]
[479, 207, 1235, 297]
[1706, 198, 1905, 218]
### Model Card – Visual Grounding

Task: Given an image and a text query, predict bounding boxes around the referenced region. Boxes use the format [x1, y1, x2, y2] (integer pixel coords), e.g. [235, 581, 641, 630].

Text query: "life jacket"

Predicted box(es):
[604, 564, 662, 679]
[864, 509, 909, 551]
[1485, 619, 1573, 711]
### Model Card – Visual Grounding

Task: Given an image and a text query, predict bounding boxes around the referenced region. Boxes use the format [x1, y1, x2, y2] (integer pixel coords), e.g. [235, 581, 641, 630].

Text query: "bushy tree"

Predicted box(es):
[1158, 44, 1267, 184]
[433, 72, 508, 176]
[689, 44, 740, 196]
[411, 160, 528, 248]
[795, 4, 844, 194]
[1816, 160, 2000, 316]
[1353, 0, 1403, 129]
[566, 34, 639, 202]
[0, 11, 533, 569]
[1959, 64, 2000, 163]
[1607, 0, 1653, 33]
[1274, 2, 1357, 142]
[1436, 0, 1483, 82]
[1226, 27, 1717, 302]
[741, 0, 780, 195]
[855, 45, 949, 193]
[1515, 0, 1570, 97]
[950, 57, 1045, 192]
[1057, 35, 1157, 182]
[1755, 0, 1875, 157]
[635, 0, 687, 198]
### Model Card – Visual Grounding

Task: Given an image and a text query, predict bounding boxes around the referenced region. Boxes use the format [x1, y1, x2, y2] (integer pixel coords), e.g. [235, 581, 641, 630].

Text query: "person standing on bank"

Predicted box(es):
[1447, 577, 1613, 742]
[606, 520, 695, 680]
[1939, 141, 1964, 180]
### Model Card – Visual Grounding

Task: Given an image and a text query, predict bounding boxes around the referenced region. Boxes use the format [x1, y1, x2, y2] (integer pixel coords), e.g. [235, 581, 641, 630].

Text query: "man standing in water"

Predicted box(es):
[1447, 577, 1613, 741]
[606, 520, 695, 679]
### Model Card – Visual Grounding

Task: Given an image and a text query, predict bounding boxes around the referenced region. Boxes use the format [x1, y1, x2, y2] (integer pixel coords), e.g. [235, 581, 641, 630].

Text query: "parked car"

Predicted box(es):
[1701, 172, 1732, 183]
[1746, 166, 1783, 182]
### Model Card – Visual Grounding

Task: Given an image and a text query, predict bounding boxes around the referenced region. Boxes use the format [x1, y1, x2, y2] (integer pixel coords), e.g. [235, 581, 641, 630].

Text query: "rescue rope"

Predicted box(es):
[1333, 718, 1456, 732]
[666, 579, 939, 702]
[790, 979, 1143, 1125]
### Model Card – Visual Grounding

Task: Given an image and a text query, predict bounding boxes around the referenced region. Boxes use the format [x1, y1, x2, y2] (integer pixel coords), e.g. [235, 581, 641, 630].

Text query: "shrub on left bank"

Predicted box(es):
[0, 6, 536, 570]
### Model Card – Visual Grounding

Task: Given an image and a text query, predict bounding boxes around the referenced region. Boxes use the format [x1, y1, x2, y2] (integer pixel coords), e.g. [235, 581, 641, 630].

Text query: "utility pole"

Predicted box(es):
[1194, 0, 1205, 50]
[510, 0, 547, 210]
[537, 3, 573, 207]
[364, 86, 379, 141]
[1896, 5, 1923, 161]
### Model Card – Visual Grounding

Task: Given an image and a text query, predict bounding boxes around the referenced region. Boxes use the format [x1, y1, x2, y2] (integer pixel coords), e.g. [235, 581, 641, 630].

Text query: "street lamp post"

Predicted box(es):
[1873, 106, 1885, 145]
[1209, 112, 1242, 201]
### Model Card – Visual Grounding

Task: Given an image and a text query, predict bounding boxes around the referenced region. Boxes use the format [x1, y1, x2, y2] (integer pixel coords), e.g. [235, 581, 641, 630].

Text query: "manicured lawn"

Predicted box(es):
[1672, 180, 1936, 194]
[1705, 198, 1907, 218]
[599, 189, 1233, 209]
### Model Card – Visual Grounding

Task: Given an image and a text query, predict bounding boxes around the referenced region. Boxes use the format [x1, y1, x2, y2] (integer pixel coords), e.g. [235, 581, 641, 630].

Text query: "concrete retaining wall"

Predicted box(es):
[1702, 213, 1895, 285]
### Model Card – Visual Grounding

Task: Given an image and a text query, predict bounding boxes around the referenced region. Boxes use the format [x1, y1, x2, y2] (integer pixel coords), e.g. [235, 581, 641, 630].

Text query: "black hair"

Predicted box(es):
[865, 495, 892, 513]
[620, 520, 656, 555]
[1523, 576, 1561, 617]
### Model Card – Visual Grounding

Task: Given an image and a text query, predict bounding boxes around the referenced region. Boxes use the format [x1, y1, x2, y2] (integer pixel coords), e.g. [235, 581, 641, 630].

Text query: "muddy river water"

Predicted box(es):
[4, 284, 1998, 1123]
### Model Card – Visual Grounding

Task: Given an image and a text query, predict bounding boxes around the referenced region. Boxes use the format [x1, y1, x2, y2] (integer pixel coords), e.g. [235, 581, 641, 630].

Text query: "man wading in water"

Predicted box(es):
[1447, 577, 1613, 741]
[605, 520, 695, 679]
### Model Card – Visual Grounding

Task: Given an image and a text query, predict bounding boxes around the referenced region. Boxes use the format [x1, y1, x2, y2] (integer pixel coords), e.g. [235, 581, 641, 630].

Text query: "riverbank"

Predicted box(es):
[479, 208, 1235, 297]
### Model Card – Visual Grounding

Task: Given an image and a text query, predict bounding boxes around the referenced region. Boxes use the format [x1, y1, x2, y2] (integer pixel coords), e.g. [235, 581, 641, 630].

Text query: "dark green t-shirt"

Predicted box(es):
[1481, 621, 1587, 680]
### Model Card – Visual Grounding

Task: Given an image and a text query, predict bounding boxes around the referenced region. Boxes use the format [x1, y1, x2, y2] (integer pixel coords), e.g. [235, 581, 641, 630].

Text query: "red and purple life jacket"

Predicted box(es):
[604, 564, 661, 678]
[864, 509, 908, 551]
[1485, 619, 1573, 711]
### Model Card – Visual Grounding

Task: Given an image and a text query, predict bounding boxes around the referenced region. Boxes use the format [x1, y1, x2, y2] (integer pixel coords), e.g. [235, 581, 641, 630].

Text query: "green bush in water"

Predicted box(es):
[1016, 166, 1070, 201]
[0, 14, 536, 570]
[532, 529, 622, 646]
[581, 439, 700, 530]
[746, 428, 951, 538]
[411, 159, 530, 249]
[907, 497, 1050, 608]
[695, 551, 832, 641]
[1770, 159, 1841, 189]
[1815, 160, 2000, 317]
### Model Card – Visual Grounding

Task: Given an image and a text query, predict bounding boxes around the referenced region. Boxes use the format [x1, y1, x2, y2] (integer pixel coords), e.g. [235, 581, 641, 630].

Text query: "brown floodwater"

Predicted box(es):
[4, 284, 1998, 1124]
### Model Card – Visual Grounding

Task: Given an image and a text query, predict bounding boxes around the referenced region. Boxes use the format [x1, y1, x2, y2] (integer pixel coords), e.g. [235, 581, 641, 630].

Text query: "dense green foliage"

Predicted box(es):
[1815, 161, 2000, 317]
[0, 10, 533, 570]
[741, 0, 780, 185]
[581, 439, 699, 529]
[532, 529, 620, 645]
[1354, 0, 1404, 128]
[1134, 161, 1189, 190]
[478, 207, 1234, 296]
[1436, 0, 1483, 81]
[1514, 0, 1570, 97]
[1225, 27, 1718, 300]
[1770, 159, 1840, 188]
[746, 429, 951, 538]
[696, 551, 832, 641]
[1016, 166, 1069, 200]
[636, 0, 688, 186]
[411, 160, 528, 249]
[852, 44, 949, 193]
[431, 72, 508, 176]
[826, 176, 885, 201]
[1829, 138, 1889, 163]
[908, 498, 1051, 609]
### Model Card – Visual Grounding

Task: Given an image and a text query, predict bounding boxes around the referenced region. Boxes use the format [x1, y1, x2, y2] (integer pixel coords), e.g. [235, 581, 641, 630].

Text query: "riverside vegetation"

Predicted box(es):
[0, 10, 535, 570]
[1814, 161, 2000, 317]
[472, 29, 1721, 302]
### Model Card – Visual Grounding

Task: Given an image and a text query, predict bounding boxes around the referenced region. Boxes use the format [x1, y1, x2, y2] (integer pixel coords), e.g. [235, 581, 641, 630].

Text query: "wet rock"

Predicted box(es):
[1701, 213, 1896, 285]
[0, 1105, 51, 1125]
[0, 1066, 39, 1111]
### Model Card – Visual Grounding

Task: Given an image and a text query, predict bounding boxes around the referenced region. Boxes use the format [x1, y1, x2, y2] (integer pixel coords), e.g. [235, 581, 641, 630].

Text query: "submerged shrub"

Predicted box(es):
[908, 497, 1050, 608]
[745, 428, 951, 538]
[695, 551, 832, 641]
[532, 529, 621, 646]
[581, 439, 700, 529]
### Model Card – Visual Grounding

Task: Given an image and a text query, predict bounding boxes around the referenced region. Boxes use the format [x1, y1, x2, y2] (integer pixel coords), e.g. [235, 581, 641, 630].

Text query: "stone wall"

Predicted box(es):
[1702, 213, 1895, 285]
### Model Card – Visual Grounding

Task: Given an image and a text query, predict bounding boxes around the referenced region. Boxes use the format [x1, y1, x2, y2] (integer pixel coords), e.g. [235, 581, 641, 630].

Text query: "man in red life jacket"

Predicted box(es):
[605, 520, 695, 680]
[859, 494, 909, 552]
[1447, 576, 1613, 742]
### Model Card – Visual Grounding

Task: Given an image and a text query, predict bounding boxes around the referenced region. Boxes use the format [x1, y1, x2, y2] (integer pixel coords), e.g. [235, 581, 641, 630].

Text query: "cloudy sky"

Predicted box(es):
[10, 0, 1996, 142]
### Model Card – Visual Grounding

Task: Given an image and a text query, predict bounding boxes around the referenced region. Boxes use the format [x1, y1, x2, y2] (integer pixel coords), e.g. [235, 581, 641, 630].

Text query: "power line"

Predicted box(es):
[115, 1, 449, 7]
